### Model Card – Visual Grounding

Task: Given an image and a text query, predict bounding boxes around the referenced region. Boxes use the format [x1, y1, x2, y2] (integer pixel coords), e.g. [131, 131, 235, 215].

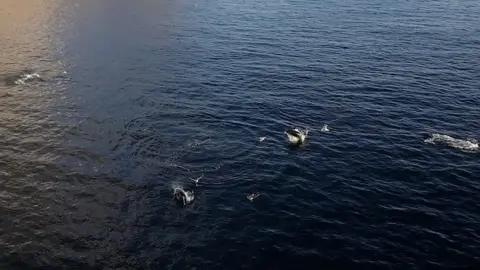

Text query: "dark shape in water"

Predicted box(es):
[285, 128, 308, 145]
[247, 192, 260, 201]
[173, 187, 195, 207]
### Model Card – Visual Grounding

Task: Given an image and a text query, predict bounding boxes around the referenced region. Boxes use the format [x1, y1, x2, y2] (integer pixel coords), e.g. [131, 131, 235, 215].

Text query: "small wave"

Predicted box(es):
[424, 133, 479, 152]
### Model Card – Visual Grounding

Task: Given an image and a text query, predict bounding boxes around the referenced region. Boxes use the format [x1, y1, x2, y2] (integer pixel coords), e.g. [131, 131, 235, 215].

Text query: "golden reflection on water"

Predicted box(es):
[0, 0, 62, 70]
[0, 0, 65, 165]
[0, 4, 131, 267]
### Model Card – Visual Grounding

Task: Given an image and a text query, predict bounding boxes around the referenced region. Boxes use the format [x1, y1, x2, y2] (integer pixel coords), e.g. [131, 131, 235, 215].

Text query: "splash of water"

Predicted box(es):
[14, 72, 42, 85]
[425, 133, 479, 152]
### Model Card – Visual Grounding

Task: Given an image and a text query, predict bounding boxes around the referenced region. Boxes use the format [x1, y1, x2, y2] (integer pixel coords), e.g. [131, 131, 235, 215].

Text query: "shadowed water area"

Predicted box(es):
[0, 0, 479, 269]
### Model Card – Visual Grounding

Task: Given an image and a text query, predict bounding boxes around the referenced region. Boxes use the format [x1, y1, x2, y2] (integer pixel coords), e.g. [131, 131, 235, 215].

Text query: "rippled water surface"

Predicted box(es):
[1, 0, 480, 269]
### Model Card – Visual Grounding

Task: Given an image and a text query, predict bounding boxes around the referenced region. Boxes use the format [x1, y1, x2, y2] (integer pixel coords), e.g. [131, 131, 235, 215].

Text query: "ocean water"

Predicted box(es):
[0, 0, 479, 269]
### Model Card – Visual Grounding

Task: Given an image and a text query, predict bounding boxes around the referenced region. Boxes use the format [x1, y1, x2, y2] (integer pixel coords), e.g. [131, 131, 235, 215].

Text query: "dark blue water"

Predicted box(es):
[1, 0, 480, 269]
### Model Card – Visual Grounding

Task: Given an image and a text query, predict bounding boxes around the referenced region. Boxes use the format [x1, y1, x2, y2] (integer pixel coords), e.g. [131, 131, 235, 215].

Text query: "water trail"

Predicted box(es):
[424, 133, 479, 152]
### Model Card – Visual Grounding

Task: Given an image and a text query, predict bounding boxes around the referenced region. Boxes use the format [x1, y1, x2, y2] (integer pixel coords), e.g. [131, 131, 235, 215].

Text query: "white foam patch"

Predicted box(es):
[425, 133, 479, 152]
[14, 72, 41, 85]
